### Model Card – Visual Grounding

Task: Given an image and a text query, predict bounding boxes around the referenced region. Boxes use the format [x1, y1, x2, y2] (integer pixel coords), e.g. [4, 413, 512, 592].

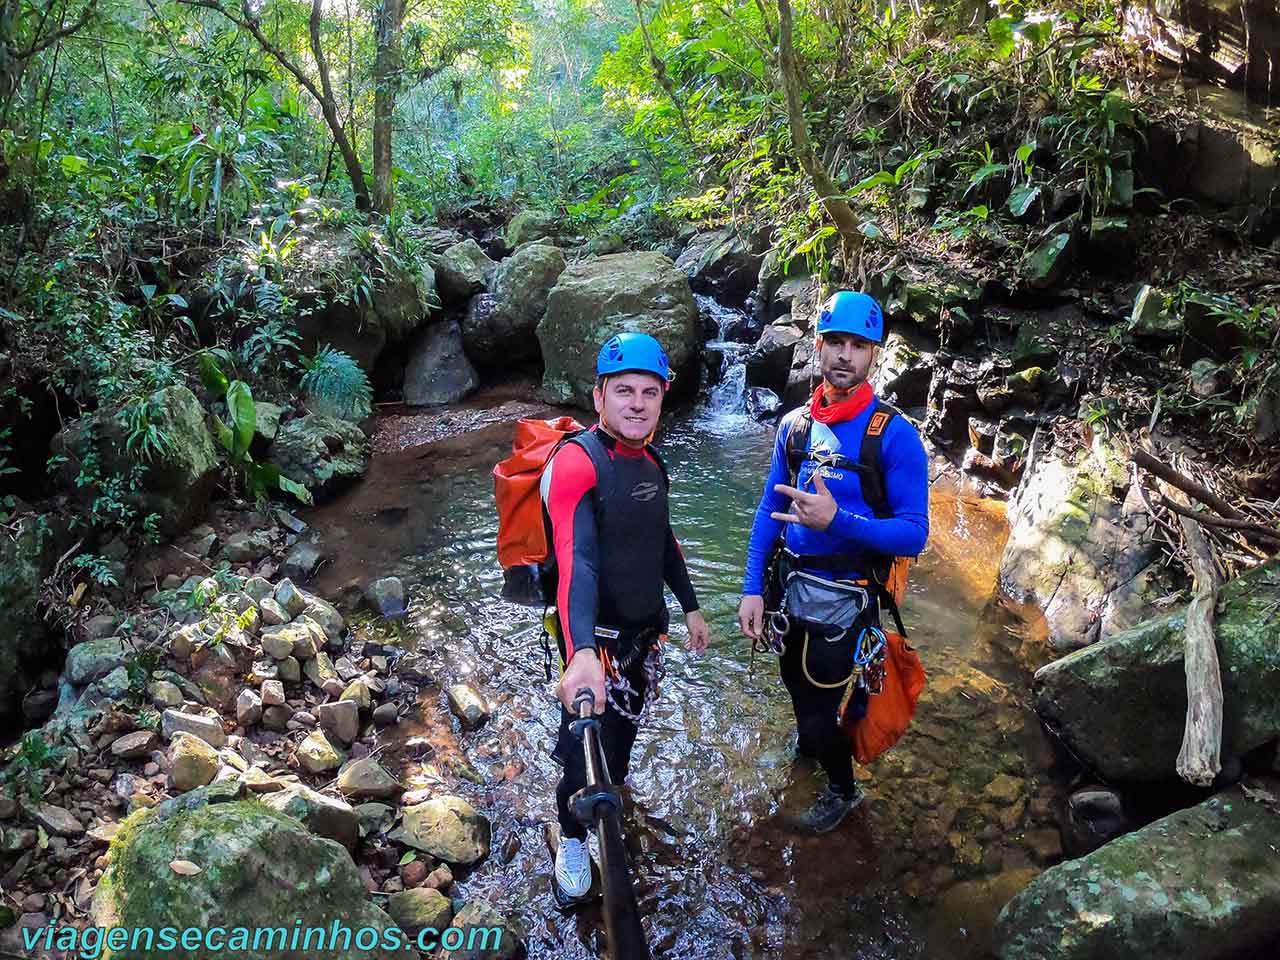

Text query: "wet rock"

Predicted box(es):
[505, 209, 558, 247]
[388, 887, 453, 934]
[1022, 228, 1077, 289]
[275, 579, 308, 618]
[317, 699, 361, 745]
[447, 684, 490, 730]
[161, 709, 226, 748]
[365, 577, 407, 619]
[336, 758, 401, 800]
[1033, 559, 1280, 783]
[235, 689, 262, 727]
[995, 789, 1280, 960]
[538, 251, 700, 409]
[92, 786, 401, 955]
[784, 336, 819, 409]
[243, 576, 273, 603]
[424, 863, 453, 892]
[927, 868, 1040, 960]
[443, 900, 521, 959]
[303, 652, 340, 692]
[281, 540, 325, 583]
[277, 656, 302, 683]
[745, 323, 803, 396]
[168, 733, 220, 792]
[674, 227, 763, 308]
[258, 597, 289, 627]
[222, 529, 274, 564]
[260, 679, 285, 706]
[1064, 786, 1132, 856]
[34, 803, 83, 837]
[297, 730, 345, 774]
[405, 320, 480, 407]
[391, 796, 491, 866]
[110, 731, 159, 761]
[83, 613, 118, 641]
[65, 638, 127, 686]
[261, 783, 359, 850]
[870, 332, 934, 409]
[373, 703, 399, 726]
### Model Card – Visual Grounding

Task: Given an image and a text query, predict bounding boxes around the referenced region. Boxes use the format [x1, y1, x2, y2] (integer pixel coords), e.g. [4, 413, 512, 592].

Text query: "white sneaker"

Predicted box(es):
[554, 836, 592, 898]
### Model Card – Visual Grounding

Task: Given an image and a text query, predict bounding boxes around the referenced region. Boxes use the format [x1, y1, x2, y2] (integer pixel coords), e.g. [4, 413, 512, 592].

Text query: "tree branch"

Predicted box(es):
[1133, 447, 1244, 521]
[1157, 496, 1280, 546]
[16, 0, 97, 58]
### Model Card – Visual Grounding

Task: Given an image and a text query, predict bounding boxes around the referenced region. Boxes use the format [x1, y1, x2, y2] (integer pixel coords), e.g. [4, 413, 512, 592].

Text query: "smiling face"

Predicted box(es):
[593, 372, 665, 446]
[816, 331, 877, 391]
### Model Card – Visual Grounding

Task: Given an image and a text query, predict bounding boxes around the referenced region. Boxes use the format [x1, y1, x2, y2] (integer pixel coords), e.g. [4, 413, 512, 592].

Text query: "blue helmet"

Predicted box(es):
[596, 332, 673, 386]
[816, 291, 884, 343]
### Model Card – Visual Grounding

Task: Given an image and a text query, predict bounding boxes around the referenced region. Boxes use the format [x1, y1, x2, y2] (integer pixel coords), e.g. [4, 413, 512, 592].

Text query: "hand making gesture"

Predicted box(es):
[771, 469, 838, 531]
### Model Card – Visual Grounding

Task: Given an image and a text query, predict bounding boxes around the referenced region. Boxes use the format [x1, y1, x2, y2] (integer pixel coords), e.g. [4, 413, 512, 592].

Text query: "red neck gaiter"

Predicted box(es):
[809, 380, 875, 425]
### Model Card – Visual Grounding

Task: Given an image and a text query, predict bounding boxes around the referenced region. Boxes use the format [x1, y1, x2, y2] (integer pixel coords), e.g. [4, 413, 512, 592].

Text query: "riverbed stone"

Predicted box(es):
[995, 787, 1280, 960]
[297, 730, 345, 774]
[317, 699, 360, 745]
[281, 541, 325, 582]
[275, 579, 307, 618]
[336, 758, 401, 800]
[258, 597, 288, 627]
[442, 900, 521, 959]
[243, 576, 273, 603]
[745, 323, 803, 396]
[538, 251, 699, 408]
[161, 709, 226, 748]
[387, 887, 453, 934]
[168, 732, 220, 792]
[304, 652, 340, 691]
[34, 803, 82, 837]
[505, 209, 558, 247]
[111, 731, 159, 761]
[433, 239, 496, 306]
[390, 796, 491, 866]
[302, 597, 344, 641]
[1033, 559, 1280, 783]
[235, 689, 262, 727]
[65, 638, 127, 686]
[222, 529, 273, 564]
[260, 783, 359, 850]
[91, 787, 402, 957]
[446, 684, 490, 730]
[365, 577, 407, 619]
[277, 656, 302, 683]
[341, 677, 372, 711]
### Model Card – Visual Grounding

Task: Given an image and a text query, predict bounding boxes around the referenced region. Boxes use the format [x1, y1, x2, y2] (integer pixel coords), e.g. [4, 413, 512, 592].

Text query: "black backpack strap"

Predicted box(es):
[784, 409, 813, 486]
[565, 430, 615, 527]
[855, 400, 899, 519]
[644, 443, 671, 491]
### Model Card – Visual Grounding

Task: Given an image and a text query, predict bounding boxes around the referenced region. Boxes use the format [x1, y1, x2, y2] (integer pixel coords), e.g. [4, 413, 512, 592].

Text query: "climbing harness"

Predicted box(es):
[599, 631, 665, 723]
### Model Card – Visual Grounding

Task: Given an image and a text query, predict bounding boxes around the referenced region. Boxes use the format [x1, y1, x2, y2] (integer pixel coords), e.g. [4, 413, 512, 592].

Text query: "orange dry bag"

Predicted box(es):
[493, 416, 586, 605]
[843, 631, 926, 765]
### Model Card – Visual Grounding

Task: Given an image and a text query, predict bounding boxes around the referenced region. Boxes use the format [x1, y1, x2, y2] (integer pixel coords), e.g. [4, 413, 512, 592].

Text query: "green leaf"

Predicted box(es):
[851, 170, 895, 194]
[141, 284, 157, 301]
[225, 380, 256, 461]
[212, 414, 234, 453]
[398, 851, 417, 866]
[166, 294, 189, 309]
[858, 220, 883, 239]
[793, 225, 836, 255]
[198, 353, 229, 396]
[1007, 184, 1041, 217]
[60, 154, 89, 177]
[987, 16, 1016, 58]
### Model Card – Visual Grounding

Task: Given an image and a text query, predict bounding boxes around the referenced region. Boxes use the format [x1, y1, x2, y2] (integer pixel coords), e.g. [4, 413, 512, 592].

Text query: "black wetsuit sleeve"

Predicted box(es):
[664, 526, 699, 615]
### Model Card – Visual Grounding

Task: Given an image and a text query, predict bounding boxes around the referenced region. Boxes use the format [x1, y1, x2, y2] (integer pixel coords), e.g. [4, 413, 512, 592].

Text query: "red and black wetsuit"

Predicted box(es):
[541, 426, 699, 839]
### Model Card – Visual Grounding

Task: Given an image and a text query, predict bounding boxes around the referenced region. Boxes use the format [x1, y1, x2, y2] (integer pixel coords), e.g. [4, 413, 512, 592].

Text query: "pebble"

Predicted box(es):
[261, 680, 286, 706]
[372, 703, 399, 726]
[401, 859, 428, 887]
[424, 863, 453, 892]
[22, 894, 45, 913]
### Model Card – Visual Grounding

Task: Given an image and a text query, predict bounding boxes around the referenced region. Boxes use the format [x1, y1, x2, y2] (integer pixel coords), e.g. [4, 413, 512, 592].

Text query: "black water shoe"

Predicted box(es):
[791, 784, 865, 835]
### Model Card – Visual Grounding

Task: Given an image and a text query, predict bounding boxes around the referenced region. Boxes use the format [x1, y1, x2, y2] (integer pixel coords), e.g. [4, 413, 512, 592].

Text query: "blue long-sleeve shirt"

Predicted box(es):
[742, 403, 930, 595]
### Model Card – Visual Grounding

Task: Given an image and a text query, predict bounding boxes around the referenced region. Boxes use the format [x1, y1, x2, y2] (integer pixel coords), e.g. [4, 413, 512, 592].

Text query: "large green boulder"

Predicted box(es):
[92, 785, 409, 959]
[504, 210, 558, 248]
[997, 432, 1158, 654]
[431, 239, 495, 307]
[1032, 560, 1280, 782]
[267, 415, 369, 495]
[0, 512, 47, 725]
[462, 243, 566, 370]
[995, 788, 1280, 960]
[538, 252, 699, 409]
[51, 385, 218, 537]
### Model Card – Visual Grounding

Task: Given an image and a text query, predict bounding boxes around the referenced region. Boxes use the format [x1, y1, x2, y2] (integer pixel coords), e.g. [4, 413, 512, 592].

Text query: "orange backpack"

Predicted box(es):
[840, 631, 927, 764]
[493, 416, 588, 605]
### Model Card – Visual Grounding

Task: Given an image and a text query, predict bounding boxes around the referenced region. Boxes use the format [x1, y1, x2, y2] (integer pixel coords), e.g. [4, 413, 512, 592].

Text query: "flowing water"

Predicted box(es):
[309, 396, 1061, 960]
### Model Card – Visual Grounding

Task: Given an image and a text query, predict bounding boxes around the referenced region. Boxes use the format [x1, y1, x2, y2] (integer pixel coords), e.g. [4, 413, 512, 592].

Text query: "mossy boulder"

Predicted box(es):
[1032, 560, 1280, 783]
[0, 513, 47, 724]
[673, 227, 763, 308]
[462, 243, 566, 370]
[431, 239, 496, 307]
[92, 785, 408, 959]
[995, 788, 1280, 960]
[267, 415, 369, 496]
[389, 796, 490, 866]
[51, 385, 218, 537]
[997, 432, 1158, 653]
[1022, 229, 1077, 289]
[538, 252, 699, 409]
[504, 210, 558, 247]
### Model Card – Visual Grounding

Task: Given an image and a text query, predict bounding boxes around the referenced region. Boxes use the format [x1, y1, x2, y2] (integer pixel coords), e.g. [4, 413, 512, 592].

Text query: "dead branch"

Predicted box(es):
[1158, 496, 1280, 546]
[1133, 447, 1244, 521]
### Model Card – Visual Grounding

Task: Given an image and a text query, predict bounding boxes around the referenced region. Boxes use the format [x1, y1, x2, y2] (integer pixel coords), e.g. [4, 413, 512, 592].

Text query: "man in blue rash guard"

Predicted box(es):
[738, 290, 929, 834]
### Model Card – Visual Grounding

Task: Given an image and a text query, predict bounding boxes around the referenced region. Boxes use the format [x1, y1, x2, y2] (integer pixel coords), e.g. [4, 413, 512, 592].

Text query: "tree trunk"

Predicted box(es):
[372, 0, 404, 213]
[776, 0, 859, 245]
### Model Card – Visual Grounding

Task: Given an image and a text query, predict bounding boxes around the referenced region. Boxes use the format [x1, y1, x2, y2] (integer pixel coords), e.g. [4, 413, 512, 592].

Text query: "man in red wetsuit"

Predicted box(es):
[541, 331, 710, 898]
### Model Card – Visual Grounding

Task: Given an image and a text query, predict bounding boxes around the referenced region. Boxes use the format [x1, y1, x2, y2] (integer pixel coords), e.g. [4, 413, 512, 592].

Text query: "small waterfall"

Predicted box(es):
[694, 294, 779, 432]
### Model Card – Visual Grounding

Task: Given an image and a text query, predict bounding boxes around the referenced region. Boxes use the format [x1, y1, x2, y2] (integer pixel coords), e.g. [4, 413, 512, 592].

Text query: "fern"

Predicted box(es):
[300, 345, 373, 421]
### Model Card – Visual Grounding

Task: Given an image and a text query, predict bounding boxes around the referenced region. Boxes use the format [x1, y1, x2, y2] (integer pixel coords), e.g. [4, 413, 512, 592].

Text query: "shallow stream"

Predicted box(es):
[308, 397, 1063, 960]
